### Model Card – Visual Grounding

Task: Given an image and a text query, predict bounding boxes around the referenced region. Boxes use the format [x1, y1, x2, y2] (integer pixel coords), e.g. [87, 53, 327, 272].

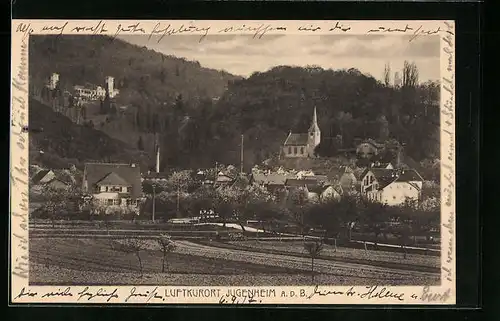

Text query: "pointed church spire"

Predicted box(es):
[309, 106, 320, 132]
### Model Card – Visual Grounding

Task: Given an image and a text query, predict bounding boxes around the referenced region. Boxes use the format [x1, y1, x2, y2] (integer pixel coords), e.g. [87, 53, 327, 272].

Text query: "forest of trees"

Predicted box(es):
[142, 64, 440, 171]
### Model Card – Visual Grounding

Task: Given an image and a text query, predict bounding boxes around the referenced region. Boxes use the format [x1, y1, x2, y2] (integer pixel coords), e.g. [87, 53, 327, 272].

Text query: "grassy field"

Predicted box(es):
[222, 240, 441, 269]
[29, 237, 440, 286]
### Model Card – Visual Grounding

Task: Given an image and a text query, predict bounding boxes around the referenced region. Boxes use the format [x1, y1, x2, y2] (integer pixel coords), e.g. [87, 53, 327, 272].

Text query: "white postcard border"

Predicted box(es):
[10, 19, 456, 305]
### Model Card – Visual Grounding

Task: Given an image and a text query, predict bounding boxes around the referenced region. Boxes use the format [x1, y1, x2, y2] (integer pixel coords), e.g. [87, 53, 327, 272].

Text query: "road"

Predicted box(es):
[174, 241, 440, 284]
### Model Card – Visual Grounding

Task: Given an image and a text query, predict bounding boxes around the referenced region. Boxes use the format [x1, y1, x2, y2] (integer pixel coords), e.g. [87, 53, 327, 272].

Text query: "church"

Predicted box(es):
[282, 107, 321, 158]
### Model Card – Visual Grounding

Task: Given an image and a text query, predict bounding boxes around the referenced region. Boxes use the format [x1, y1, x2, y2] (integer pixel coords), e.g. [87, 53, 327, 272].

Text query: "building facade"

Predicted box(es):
[282, 107, 321, 158]
[82, 163, 142, 211]
[360, 168, 423, 206]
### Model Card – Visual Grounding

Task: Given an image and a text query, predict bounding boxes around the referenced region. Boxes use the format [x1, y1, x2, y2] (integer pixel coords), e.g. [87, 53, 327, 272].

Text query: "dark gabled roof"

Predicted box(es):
[360, 168, 398, 189]
[285, 179, 321, 190]
[46, 178, 70, 186]
[83, 163, 142, 199]
[303, 175, 329, 183]
[395, 169, 424, 182]
[95, 172, 131, 186]
[32, 169, 51, 184]
[307, 184, 327, 194]
[284, 133, 309, 146]
[361, 168, 423, 190]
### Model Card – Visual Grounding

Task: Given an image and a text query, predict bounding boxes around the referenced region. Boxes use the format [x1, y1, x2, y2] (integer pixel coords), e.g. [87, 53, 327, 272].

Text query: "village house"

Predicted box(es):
[285, 178, 341, 203]
[282, 107, 321, 158]
[31, 169, 72, 190]
[356, 139, 386, 159]
[249, 172, 294, 194]
[72, 76, 119, 101]
[359, 168, 424, 206]
[214, 171, 235, 187]
[82, 163, 142, 210]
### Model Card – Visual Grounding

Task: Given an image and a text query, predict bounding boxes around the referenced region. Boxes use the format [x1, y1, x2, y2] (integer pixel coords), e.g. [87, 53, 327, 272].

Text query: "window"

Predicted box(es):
[288, 147, 292, 154]
[113, 199, 121, 205]
[369, 176, 373, 184]
[294, 147, 298, 154]
[107, 199, 113, 205]
[109, 186, 121, 192]
[300, 147, 304, 154]
[310, 132, 313, 137]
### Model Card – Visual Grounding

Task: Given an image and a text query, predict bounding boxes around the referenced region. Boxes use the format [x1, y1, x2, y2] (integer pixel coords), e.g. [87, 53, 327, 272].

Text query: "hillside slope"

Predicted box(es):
[29, 98, 150, 170]
[29, 35, 240, 106]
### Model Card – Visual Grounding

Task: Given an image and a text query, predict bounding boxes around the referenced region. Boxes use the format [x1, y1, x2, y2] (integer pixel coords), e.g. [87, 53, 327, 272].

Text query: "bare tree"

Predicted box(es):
[157, 234, 177, 273]
[304, 240, 324, 283]
[402, 61, 419, 88]
[383, 63, 391, 87]
[112, 238, 146, 277]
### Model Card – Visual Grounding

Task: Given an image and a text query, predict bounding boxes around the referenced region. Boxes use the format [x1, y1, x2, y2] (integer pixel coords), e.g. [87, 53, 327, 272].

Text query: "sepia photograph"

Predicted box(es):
[11, 20, 455, 304]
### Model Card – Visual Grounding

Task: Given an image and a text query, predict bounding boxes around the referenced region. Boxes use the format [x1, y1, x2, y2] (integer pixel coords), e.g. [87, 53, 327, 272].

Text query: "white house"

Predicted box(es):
[360, 168, 424, 206]
[82, 163, 142, 212]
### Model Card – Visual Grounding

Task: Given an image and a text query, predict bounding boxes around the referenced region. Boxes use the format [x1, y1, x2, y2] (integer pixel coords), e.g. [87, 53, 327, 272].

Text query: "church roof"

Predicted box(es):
[284, 133, 309, 146]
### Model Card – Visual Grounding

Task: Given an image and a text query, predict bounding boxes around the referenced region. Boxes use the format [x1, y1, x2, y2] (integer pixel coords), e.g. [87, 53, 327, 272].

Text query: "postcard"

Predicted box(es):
[10, 19, 455, 305]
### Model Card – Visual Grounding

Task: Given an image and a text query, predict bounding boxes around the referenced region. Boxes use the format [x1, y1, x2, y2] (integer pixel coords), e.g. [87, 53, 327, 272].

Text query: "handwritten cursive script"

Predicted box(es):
[125, 286, 164, 303]
[359, 286, 405, 301]
[77, 287, 119, 302]
[149, 22, 211, 44]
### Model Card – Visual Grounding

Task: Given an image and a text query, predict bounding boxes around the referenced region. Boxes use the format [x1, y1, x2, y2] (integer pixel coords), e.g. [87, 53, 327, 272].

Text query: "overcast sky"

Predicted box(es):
[120, 34, 440, 83]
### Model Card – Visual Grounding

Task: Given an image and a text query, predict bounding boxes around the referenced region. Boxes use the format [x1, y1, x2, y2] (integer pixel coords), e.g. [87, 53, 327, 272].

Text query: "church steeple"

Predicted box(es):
[307, 106, 321, 157]
[309, 106, 320, 133]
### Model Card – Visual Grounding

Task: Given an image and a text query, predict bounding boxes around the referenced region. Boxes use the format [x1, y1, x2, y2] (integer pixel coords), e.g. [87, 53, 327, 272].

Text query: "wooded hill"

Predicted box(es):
[29, 35, 240, 106]
[29, 35, 440, 176]
[191, 65, 440, 171]
[29, 98, 150, 170]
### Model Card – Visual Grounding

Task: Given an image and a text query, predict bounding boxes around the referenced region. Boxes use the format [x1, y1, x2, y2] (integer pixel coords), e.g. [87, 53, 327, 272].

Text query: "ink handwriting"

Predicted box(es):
[125, 287, 164, 303]
[218, 24, 286, 39]
[149, 23, 211, 43]
[77, 287, 119, 302]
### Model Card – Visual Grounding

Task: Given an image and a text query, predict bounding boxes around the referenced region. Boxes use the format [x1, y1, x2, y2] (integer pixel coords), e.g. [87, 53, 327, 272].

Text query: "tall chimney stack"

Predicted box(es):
[155, 135, 160, 173]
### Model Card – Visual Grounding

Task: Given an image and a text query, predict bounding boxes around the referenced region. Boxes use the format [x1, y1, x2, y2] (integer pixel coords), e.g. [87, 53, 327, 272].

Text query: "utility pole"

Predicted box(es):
[152, 184, 156, 223]
[240, 134, 244, 174]
[176, 184, 180, 217]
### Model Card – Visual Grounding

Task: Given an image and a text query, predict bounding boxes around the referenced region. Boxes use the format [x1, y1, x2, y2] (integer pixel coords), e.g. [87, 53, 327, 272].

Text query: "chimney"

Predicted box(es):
[156, 145, 160, 173]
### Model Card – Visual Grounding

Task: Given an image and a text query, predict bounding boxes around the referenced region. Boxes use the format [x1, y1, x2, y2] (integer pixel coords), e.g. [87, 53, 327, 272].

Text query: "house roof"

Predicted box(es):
[216, 174, 234, 183]
[46, 178, 70, 186]
[83, 163, 142, 199]
[285, 179, 321, 190]
[95, 172, 131, 186]
[395, 169, 424, 182]
[32, 169, 51, 184]
[361, 168, 423, 190]
[303, 175, 329, 183]
[361, 168, 398, 189]
[32, 169, 73, 185]
[284, 133, 309, 146]
[251, 173, 293, 186]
